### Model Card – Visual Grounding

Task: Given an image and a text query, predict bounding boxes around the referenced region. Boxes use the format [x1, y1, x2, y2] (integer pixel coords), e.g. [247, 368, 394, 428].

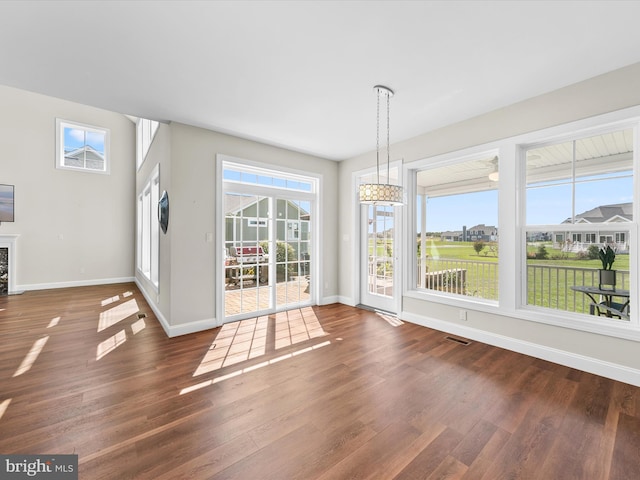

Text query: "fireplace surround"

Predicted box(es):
[0, 234, 18, 294]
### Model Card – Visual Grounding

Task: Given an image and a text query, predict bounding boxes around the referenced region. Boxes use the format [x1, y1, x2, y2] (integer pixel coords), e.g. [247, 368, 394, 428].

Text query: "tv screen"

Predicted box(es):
[0, 184, 14, 222]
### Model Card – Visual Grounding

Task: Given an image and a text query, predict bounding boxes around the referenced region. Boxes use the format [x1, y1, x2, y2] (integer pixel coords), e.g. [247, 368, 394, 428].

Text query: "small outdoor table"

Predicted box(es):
[570, 285, 630, 319]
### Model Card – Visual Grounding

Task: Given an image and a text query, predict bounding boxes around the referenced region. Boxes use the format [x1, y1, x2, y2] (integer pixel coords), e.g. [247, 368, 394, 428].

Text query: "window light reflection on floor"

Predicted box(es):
[131, 318, 146, 335]
[47, 316, 61, 328]
[193, 308, 327, 377]
[96, 329, 127, 360]
[101, 295, 121, 307]
[376, 310, 403, 327]
[98, 299, 139, 332]
[0, 399, 11, 422]
[180, 340, 331, 395]
[13, 336, 49, 377]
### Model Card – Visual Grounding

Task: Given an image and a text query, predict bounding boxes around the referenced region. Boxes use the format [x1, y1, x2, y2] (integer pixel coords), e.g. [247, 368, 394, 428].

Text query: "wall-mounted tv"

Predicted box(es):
[0, 184, 15, 222]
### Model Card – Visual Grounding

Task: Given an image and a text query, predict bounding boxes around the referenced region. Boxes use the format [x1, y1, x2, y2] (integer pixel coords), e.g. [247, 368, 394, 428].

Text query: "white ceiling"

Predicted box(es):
[2, 1, 640, 161]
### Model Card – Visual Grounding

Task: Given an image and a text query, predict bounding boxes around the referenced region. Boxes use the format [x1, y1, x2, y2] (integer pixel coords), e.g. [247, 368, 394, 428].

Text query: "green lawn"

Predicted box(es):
[368, 238, 630, 311]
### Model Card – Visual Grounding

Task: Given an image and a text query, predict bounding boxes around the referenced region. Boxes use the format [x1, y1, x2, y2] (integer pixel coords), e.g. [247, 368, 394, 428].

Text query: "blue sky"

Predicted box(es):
[420, 176, 633, 232]
[64, 127, 105, 153]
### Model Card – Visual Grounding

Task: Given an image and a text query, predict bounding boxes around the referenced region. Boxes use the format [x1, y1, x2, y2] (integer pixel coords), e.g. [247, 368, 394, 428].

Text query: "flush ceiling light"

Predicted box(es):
[358, 85, 404, 206]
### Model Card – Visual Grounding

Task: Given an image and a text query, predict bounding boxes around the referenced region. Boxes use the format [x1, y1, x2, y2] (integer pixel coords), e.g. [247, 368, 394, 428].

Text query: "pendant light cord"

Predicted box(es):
[376, 89, 380, 184]
[386, 91, 390, 183]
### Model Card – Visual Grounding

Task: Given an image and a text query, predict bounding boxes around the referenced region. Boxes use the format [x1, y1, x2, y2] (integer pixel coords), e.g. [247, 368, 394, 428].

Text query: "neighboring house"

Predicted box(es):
[440, 225, 498, 242]
[440, 230, 463, 242]
[527, 231, 551, 242]
[558, 202, 632, 253]
[64, 145, 105, 170]
[465, 224, 498, 242]
[224, 196, 310, 256]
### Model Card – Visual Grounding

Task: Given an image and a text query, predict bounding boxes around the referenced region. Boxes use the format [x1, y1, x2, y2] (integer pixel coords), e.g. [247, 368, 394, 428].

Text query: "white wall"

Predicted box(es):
[0, 85, 135, 289]
[137, 122, 339, 336]
[338, 62, 640, 385]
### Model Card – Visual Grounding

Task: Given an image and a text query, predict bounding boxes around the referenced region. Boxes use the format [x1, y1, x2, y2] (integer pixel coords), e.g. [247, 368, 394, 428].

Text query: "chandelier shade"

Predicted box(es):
[358, 183, 404, 205]
[358, 85, 404, 206]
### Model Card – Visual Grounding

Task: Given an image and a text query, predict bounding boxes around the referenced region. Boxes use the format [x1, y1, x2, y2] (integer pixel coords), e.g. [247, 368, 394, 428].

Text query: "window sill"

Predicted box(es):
[403, 288, 640, 342]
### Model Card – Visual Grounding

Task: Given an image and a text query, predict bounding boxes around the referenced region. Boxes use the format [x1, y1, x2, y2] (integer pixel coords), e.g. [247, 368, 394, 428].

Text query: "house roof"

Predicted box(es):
[468, 224, 496, 233]
[64, 145, 104, 160]
[563, 203, 632, 224]
[225, 195, 309, 218]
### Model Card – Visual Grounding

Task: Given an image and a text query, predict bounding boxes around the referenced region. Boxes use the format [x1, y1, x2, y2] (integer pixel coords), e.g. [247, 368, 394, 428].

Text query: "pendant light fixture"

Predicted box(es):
[358, 85, 404, 206]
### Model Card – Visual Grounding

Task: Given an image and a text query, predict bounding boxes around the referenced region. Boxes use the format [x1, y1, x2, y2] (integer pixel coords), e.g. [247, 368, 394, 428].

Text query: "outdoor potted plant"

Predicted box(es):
[598, 244, 616, 291]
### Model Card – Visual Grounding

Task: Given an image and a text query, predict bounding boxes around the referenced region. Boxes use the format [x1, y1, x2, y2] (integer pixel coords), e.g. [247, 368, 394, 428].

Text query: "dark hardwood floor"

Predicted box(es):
[1, 283, 639, 479]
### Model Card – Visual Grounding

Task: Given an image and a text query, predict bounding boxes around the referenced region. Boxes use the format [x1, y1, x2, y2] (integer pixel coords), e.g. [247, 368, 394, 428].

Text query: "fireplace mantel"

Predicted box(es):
[0, 234, 19, 294]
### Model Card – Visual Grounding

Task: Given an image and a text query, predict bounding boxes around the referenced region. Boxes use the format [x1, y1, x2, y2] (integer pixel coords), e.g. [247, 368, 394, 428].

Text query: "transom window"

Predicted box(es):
[224, 165, 314, 193]
[56, 119, 109, 174]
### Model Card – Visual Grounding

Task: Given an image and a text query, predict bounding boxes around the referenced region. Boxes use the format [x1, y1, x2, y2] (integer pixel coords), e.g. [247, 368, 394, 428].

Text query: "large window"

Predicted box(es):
[523, 128, 634, 320]
[406, 111, 640, 338]
[56, 119, 109, 174]
[414, 153, 499, 301]
[137, 165, 160, 288]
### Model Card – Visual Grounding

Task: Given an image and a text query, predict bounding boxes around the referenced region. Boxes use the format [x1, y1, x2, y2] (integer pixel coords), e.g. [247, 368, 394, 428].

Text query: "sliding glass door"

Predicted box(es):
[222, 161, 316, 322]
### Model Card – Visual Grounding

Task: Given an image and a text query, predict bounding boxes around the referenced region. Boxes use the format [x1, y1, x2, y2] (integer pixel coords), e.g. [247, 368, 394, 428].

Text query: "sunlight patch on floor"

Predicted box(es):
[98, 299, 139, 332]
[101, 295, 120, 306]
[131, 318, 146, 335]
[193, 308, 327, 378]
[96, 330, 127, 360]
[376, 311, 403, 327]
[47, 316, 60, 328]
[13, 336, 49, 377]
[0, 398, 11, 421]
[181, 340, 331, 395]
[193, 317, 268, 376]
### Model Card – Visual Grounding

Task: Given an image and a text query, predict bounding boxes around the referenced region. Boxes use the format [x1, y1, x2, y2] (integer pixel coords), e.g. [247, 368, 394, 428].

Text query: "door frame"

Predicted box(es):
[216, 154, 320, 325]
[353, 162, 403, 314]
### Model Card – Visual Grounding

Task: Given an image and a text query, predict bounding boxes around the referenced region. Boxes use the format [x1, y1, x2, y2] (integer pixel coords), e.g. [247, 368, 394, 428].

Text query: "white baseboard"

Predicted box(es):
[337, 296, 356, 307]
[401, 310, 640, 388]
[165, 318, 218, 337]
[134, 279, 217, 338]
[18, 276, 135, 292]
[319, 295, 340, 306]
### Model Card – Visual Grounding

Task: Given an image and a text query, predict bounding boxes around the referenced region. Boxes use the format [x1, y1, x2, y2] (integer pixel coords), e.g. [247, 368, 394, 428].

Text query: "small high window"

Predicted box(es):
[56, 119, 109, 174]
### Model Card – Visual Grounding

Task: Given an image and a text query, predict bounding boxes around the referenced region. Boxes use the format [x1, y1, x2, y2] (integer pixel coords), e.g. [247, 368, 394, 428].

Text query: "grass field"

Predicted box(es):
[368, 238, 629, 313]
[370, 238, 629, 269]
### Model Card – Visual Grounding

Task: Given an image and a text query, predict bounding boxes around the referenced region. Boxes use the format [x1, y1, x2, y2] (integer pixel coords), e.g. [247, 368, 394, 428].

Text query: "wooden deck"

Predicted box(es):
[1, 283, 639, 479]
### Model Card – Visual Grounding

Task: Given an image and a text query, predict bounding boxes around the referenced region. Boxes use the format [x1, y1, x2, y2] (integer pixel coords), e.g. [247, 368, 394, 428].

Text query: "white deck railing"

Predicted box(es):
[417, 258, 629, 315]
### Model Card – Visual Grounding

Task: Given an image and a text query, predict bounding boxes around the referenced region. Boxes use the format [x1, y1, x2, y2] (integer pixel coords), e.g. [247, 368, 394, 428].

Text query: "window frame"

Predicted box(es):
[136, 118, 160, 170]
[518, 122, 637, 326]
[408, 149, 500, 303]
[137, 164, 160, 290]
[56, 118, 110, 174]
[403, 107, 640, 341]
